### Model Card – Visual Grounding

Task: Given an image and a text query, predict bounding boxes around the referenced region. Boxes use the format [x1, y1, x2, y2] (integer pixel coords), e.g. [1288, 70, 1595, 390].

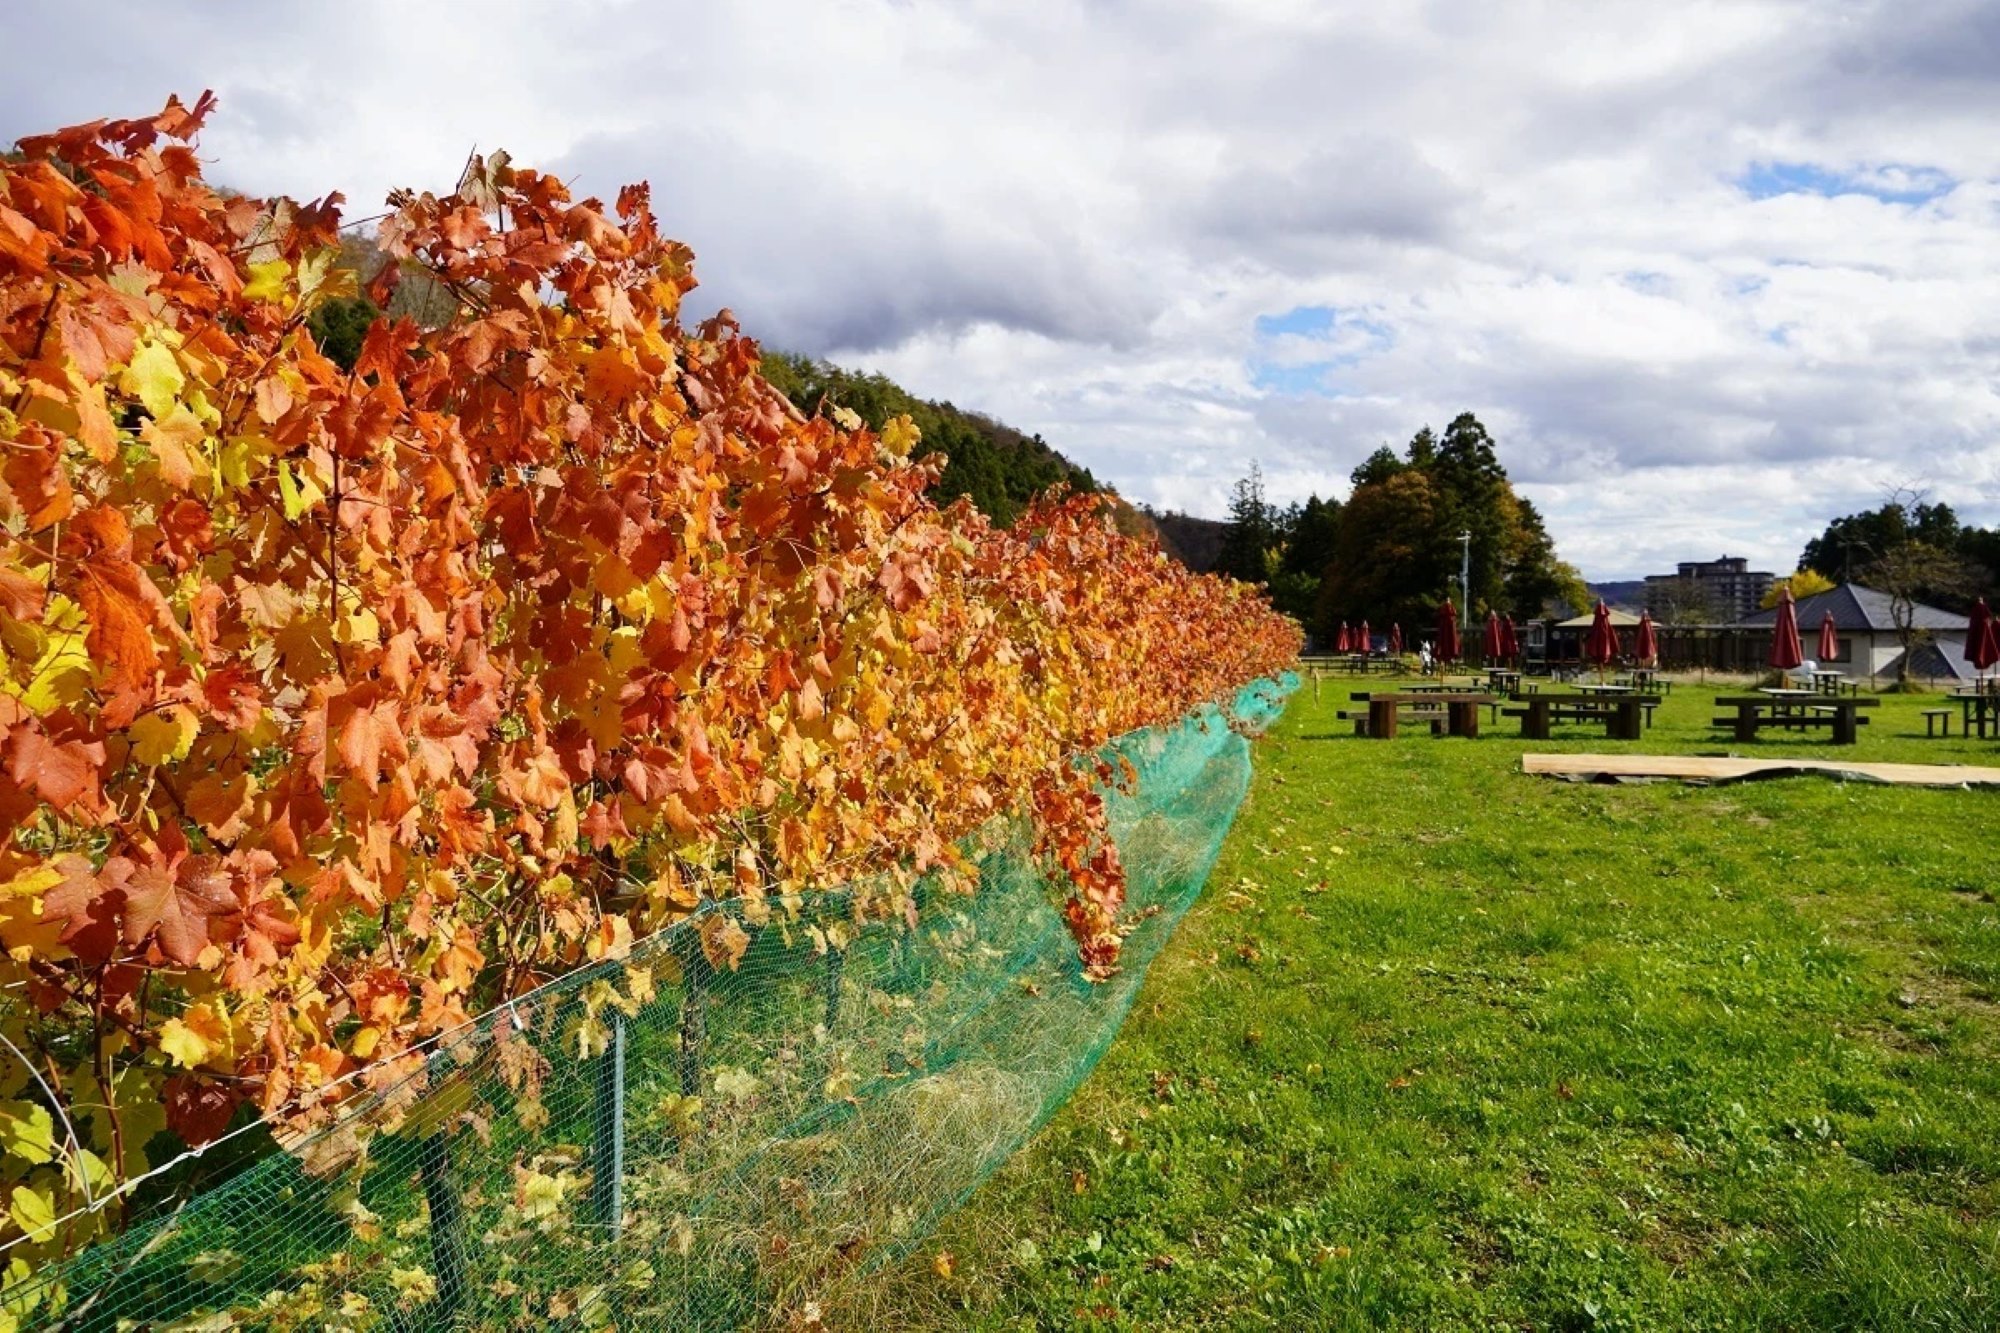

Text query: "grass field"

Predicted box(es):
[857, 676, 2000, 1330]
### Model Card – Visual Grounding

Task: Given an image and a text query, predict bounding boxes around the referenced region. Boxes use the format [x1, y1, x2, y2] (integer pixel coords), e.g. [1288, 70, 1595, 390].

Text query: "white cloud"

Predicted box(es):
[7, 0, 1999, 578]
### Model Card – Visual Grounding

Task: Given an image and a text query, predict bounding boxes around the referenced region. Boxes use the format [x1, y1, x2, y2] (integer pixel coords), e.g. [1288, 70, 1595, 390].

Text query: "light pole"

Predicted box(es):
[1458, 529, 1472, 626]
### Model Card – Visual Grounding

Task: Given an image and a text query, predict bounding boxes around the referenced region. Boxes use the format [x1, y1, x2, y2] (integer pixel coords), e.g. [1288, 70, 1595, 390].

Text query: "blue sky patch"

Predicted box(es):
[1249, 361, 1337, 395]
[1737, 161, 1955, 205]
[1253, 305, 1339, 338]
[1248, 305, 1391, 397]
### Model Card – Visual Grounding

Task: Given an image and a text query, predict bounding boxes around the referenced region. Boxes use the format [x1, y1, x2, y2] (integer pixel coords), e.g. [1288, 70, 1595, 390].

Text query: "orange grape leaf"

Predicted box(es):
[0, 566, 45, 621]
[123, 854, 235, 967]
[4, 727, 103, 811]
[697, 914, 749, 972]
[77, 554, 177, 689]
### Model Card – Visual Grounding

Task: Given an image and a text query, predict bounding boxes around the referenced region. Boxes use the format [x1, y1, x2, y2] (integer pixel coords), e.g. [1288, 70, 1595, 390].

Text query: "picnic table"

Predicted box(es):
[1342, 691, 1498, 739]
[1949, 689, 2000, 740]
[1713, 695, 1878, 745]
[1485, 668, 1522, 695]
[1504, 692, 1660, 741]
[1616, 669, 1671, 695]
[1807, 669, 1853, 696]
[1573, 681, 1633, 696]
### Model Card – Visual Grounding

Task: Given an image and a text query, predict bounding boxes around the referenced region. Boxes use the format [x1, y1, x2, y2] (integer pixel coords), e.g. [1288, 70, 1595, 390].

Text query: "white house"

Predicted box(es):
[1737, 584, 1970, 684]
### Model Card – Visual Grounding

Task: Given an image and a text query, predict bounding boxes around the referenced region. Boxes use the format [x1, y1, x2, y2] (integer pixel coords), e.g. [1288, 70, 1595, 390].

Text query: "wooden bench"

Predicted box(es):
[1922, 708, 1951, 738]
[1337, 707, 1443, 737]
[1503, 693, 1660, 741]
[1347, 691, 1498, 739]
[1711, 696, 1879, 745]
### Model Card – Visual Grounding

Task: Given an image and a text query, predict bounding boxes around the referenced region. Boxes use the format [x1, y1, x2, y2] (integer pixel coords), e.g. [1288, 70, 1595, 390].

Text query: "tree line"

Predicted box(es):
[1214, 413, 1588, 643]
[1797, 492, 2000, 614]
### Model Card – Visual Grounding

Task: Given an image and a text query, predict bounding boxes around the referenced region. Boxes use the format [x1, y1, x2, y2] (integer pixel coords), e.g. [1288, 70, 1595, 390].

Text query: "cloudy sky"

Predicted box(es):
[9, 0, 2000, 579]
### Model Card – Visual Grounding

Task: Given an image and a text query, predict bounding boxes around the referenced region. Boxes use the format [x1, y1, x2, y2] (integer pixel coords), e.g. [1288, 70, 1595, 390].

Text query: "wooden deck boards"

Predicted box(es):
[1521, 753, 2000, 788]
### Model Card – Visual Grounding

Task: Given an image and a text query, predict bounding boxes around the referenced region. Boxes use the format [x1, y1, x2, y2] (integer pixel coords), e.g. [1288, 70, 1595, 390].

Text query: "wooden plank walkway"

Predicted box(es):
[1521, 753, 2000, 789]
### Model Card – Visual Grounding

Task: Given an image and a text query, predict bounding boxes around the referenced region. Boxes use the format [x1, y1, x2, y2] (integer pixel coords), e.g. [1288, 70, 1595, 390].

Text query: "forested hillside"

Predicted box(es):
[759, 353, 1097, 528]
[1139, 507, 1229, 573]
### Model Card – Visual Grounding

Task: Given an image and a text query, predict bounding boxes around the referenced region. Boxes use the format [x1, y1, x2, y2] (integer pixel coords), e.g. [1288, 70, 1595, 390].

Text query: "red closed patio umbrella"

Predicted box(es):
[1966, 597, 1999, 687]
[1482, 610, 1504, 663]
[1389, 622, 1403, 657]
[1769, 586, 1804, 672]
[1504, 617, 1521, 663]
[1358, 619, 1371, 654]
[1435, 600, 1460, 665]
[1817, 610, 1839, 665]
[1635, 610, 1659, 667]
[1585, 601, 1619, 672]
[1336, 622, 1352, 653]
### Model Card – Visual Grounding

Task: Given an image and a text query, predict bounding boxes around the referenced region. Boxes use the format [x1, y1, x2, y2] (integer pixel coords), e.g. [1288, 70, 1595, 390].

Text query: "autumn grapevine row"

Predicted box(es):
[0, 95, 1299, 1261]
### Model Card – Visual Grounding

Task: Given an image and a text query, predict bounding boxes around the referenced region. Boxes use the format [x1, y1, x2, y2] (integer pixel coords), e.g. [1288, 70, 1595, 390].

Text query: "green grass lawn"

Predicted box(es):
[854, 676, 2000, 1330]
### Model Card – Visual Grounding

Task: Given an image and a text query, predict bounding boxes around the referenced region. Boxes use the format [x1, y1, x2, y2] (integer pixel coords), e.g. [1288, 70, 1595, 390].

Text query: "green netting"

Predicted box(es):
[10, 673, 1295, 1331]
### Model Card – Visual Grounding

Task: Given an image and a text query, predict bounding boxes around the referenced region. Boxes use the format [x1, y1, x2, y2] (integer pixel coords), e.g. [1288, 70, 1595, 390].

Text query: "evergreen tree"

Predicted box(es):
[1281, 495, 1341, 579]
[1405, 426, 1439, 468]
[1313, 412, 1578, 631]
[1216, 463, 1278, 585]
[1350, 445, 1405, 488]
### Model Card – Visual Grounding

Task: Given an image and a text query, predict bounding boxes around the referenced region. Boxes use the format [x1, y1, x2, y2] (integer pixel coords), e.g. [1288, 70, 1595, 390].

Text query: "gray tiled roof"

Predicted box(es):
[1878, 643, 1974, 681]
[1736, 583, 1968, 632]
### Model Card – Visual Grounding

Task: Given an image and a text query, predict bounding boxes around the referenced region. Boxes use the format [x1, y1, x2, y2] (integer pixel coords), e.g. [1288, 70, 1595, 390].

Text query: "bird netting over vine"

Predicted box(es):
[7, 673, 1293, 1331]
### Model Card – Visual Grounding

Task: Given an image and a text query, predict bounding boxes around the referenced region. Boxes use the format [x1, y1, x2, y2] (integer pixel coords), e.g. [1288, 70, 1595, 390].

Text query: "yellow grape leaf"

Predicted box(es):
[515, 1168, 570, 1223]
[7, 600, 94, 716]
[158, 1002, 230, 1070]
[611, 582, 653, 623]
[0, 866, 63, 901]
[881, 415, 921, 455]
[572, 1012, 610, 1061]
[157, 1020, 210, 1070]
[8, 1185, 56, 1244]
[588, 556, 641, 602]
[389, 1266, 437, 1307]
[121, 340, 185, 419]
[297, 249, 348, 303]
[66, 1146, 114, 1200]
[241, 258, 291, 305]
[712, 1065, 763, 1104]
[216, 435, 264, 490]
[129, 706, 199, 766]
[140, 405, 209, 490]
[400, 1077, 474, 1139]
[334, 604, 380, 646]
[605, 626, 644, 675]
[276, 457, 324, 518]
[338, 1194, 382, 1242]
[189, 1249, 244, 1284]
[0, 1101, 55, 1166]
[659, 1093, 702, 1139]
